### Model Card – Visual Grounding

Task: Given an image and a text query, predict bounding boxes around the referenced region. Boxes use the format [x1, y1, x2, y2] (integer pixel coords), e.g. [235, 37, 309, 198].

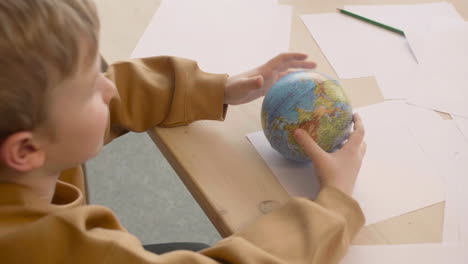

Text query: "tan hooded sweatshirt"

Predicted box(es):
[0, 56, 365, 264]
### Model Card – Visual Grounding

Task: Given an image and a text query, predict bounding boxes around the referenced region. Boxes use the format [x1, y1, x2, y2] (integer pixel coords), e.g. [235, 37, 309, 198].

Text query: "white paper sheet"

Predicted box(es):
[247, 101, 446, 225]
[453, 151, 468, 246]
[352, 123, 443, 224]
[300, 13, 410, 81]
[342, 244, 468, 264]
[453, 116, 468, 143]
[356, 104, 468, 244]
[300, 3, 463, 100]
[346, 101, 446, 224]
[442, 124, 468, 246]
[131, 0, 291, 75]
[246, 131, 321, 198]
[403, 19, 468, 118]
[343, 3, 463, 31]
[428, 121, 468, 245]
[408, 119, 468, 244]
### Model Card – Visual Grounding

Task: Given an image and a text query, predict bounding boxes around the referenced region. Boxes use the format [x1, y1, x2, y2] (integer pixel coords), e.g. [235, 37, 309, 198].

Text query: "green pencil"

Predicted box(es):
[337, 8, 405, 37]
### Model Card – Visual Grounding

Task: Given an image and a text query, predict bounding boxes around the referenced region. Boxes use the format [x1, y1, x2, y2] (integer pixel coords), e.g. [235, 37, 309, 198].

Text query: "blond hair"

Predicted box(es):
[0, 0, 100, 140]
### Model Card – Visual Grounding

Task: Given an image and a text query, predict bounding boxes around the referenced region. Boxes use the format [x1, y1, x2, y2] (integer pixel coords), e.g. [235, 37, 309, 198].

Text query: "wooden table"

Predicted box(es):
[98, 0, 468, 244]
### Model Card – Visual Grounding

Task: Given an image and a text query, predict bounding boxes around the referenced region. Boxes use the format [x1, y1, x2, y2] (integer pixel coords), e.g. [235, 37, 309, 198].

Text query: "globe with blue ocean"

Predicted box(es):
[261, 71, 353, 162]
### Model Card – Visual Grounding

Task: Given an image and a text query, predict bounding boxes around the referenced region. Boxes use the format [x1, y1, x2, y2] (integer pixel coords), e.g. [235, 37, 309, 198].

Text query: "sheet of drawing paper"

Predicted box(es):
[346, 3, 463, 101]
[342, 244, 468, 264]
[300, 12, 410, 81]
[426, 121, 468, 245]
[131, 0, 291, 75]
[300, 3, 462, 99]
[453, 151, 468, 246]
[439, 123, 468, 245]
[343, 3, 463, 30]
[453, 116, 468, 142]
[247, 101, 445, 225]
[408, 119, 468, 244]
[354, 102, 445, 224]
[246, 131, 321, 199]
[403, 19, 468, 118]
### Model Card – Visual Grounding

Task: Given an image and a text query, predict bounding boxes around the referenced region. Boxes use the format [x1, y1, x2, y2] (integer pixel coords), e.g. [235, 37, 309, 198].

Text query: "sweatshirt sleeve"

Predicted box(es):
[82, 186, 363, 264]
[200, 186, 365, 264]
[104, 56, 228, 143]
[0, 186, 364, 264]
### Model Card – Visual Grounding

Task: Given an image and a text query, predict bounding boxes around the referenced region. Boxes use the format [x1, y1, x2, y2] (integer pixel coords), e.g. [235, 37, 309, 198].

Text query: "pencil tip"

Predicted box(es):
[336, 8, 342, 11]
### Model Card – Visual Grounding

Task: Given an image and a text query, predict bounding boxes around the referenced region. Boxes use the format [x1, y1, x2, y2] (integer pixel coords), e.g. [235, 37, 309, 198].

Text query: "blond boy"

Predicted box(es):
[0, 0, 366, 263]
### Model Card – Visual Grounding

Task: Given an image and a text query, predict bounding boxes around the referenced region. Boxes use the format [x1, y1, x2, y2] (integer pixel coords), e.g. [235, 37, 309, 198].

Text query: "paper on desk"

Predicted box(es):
[453, 151, 468, 246]
[246, 131, 321, 198]
[343, 2, 463, 31]
[131, 0, 291, 75]
[427, 121, 468, 245]
[407, 119, 468, 244]
[247, 101, 446, 225]
[342, 244, 468, 264]
[352, 102, 446, 224]
[396, 19, 468, 118]
[300, 2, 463, 99]
[441, 123, 468, 245]
[300, 12, 411, 82]
[453, 116, 468, 142]
[344, 3, 463, 101]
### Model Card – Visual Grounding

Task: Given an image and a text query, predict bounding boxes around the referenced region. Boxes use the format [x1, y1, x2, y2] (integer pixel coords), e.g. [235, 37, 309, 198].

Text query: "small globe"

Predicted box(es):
[261, 71, 353, 162]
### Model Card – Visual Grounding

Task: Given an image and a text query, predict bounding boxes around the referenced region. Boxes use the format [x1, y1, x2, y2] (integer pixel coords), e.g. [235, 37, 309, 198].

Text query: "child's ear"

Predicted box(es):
[0, 132, 45, 172]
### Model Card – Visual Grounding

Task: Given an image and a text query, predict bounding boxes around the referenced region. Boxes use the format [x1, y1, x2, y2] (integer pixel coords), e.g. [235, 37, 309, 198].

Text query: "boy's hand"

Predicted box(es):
[293, 114, 367, 196]
[224, 53, 316, 105]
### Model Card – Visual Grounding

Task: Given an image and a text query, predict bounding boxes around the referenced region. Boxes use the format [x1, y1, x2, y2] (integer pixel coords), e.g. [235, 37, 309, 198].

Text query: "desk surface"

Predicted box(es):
[98, 0, 468, 244]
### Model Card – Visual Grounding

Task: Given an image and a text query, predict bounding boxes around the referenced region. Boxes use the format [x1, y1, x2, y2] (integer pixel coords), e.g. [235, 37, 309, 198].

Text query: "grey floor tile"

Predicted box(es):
[86, 132, 221, 245]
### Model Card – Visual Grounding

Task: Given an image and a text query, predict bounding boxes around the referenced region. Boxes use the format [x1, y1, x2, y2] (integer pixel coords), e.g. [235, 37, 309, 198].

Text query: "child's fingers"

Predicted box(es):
[277, 56, 317, 72]
[281, 52, 313, 62]
[287, 60, 317, 70]
[360, 141, 367, 156]
[293, 129, 326, 162]
[352, 113, 364, 132]
[277, 52, 309, 62]
[343, 113, 365, 151]
[239, 76, 264, 91]
[278, 70, 298, 79]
